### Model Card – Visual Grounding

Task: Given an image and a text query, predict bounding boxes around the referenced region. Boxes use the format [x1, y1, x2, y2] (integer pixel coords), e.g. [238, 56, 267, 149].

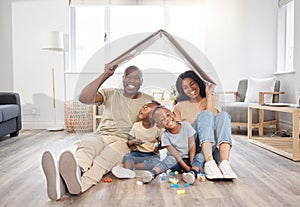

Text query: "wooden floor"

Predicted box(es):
[1, 129, 300, 207]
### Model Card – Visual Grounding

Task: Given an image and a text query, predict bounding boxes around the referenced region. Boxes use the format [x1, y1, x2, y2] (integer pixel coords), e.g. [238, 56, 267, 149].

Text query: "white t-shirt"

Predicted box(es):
[129, 121, 163, 153]
[161, 122, 196, 158]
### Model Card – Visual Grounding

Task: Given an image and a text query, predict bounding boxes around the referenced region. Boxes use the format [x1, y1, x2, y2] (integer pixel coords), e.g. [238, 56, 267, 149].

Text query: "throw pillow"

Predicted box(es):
[244, 77, 276, 103]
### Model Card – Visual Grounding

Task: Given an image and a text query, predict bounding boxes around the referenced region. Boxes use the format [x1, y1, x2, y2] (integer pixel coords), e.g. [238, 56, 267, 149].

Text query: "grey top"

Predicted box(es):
[161, 121, 196, 158]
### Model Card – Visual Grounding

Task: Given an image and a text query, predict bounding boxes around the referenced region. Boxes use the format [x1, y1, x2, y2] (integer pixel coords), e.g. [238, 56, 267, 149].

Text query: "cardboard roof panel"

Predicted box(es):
[106, 29, 216, 85]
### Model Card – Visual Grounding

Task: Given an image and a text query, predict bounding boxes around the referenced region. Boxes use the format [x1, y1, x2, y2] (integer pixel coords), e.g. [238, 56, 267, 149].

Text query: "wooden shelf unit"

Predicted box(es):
[248, 104, 300, 161]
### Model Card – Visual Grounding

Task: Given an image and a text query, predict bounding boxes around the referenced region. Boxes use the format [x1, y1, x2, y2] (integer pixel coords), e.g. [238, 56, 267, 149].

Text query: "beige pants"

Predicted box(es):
[75, 134, 130, 192]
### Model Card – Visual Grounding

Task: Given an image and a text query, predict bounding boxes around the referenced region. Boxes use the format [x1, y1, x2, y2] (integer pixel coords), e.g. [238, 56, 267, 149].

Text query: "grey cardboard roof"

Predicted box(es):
[106, 29, 215, 85]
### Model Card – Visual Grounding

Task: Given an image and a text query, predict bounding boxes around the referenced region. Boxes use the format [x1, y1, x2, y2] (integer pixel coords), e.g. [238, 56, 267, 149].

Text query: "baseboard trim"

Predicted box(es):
[22, 121, 65, 130]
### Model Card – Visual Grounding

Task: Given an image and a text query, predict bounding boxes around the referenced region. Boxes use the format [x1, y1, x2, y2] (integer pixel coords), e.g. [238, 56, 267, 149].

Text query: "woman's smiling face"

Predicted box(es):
[181, 77, 200, 99]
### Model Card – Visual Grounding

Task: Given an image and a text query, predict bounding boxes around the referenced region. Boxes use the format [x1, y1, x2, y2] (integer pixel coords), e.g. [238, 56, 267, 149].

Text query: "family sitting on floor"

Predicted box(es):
[41, 65, 237, 201]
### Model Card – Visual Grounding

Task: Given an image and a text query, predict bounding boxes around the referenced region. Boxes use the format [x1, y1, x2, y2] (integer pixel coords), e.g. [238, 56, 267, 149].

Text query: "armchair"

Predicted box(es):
[220, 79, 284, 136]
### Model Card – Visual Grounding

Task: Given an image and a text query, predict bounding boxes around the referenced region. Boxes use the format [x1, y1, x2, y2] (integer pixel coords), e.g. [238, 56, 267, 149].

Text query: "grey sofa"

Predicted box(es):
[0, 92, 22, 137]
[220, 79, 283, 136]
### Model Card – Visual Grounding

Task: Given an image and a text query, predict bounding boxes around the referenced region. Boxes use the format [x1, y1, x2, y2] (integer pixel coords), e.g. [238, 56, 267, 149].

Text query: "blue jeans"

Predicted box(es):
[123, 151, 160, 170]
[155, 152, 203, 173]
[192, 110, 232, 163]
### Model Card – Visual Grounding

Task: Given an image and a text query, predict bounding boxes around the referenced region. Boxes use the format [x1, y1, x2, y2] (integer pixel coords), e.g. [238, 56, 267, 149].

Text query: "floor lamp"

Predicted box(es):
[41, 31, 64, 131]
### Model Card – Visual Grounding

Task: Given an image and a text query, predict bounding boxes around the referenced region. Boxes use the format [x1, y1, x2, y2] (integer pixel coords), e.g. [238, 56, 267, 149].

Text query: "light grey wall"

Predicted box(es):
[203, 0, 278, 90]
[275, 0, 300, 104]
[294, 0, 300, 102]
[0, 0, 13, 91]
[1, 0, 298, 129]
[275, 0, 300, 126]
[11, 0, 69, 129]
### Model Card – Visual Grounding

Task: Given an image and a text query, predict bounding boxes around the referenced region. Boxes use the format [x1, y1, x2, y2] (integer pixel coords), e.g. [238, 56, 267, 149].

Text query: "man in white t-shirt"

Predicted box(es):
[41, 65, 153, 200]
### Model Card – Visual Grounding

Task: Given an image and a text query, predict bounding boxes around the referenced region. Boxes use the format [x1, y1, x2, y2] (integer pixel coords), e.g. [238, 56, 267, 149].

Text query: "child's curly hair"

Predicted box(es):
[146, 100, 161, 126]
[149, 105, 166, 128]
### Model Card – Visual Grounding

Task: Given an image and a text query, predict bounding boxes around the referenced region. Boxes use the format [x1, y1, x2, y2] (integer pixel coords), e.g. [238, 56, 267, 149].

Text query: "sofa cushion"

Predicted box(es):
[222, 102, 276, 123]
[244, 77, 276, 103]
[0, 105, 20, 122]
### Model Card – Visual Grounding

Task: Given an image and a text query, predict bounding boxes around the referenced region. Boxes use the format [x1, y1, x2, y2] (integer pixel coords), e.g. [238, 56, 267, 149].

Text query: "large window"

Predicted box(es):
[69, 5, 204, 72]
[109, 6, 165, 42]
[277, 0, 294, 73]
[70, 6, 105, 72]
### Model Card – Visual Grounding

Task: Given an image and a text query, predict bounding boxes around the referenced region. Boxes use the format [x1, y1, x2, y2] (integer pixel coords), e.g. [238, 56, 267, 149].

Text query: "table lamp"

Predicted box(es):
[41, 31, 64, 131]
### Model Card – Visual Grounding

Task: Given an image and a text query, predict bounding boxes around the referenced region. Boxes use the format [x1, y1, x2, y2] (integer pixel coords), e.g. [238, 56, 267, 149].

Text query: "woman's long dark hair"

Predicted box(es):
[174, 70, 206, 104]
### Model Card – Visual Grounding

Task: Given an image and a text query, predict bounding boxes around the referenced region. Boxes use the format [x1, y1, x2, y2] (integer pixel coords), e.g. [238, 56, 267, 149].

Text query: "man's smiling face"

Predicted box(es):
[122, 67, 143, 97]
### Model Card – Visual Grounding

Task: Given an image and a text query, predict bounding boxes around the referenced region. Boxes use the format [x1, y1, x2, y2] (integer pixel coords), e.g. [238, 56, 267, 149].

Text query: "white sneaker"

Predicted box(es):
[219, 160, 237, 179]
[58, 150, 82, 194]
[41, 151, 66, 200]
[141, 171, 154, 183]
[204, 160, 223, 179]
[112, 166, 135, 179]
[182, 172, 195, 184]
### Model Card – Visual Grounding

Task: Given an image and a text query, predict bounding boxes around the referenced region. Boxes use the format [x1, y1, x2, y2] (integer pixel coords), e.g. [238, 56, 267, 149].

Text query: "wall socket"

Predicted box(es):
[31, 106, 40, 115]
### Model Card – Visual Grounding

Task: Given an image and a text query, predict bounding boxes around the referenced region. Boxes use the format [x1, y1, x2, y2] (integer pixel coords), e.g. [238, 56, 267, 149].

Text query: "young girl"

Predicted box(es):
[112, 100, 163, 178]
[141, 106, 202, 184]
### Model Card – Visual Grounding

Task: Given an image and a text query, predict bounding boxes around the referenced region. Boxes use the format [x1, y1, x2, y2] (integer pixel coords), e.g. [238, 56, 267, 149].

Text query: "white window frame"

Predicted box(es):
[277, 0, 294, 73]
[69, 6, 108, 72]
[69, 4, 204, 72]
[69, 6, 166, 72]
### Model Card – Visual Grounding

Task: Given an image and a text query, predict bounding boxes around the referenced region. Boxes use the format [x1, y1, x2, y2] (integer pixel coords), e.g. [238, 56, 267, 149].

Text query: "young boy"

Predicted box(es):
[141, 106, 202, 184]
[112, 100, 163, 178]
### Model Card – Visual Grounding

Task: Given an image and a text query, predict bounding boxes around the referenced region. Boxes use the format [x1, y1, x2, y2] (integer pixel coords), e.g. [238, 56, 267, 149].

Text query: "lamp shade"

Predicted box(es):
[41, 31, 64, 51]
